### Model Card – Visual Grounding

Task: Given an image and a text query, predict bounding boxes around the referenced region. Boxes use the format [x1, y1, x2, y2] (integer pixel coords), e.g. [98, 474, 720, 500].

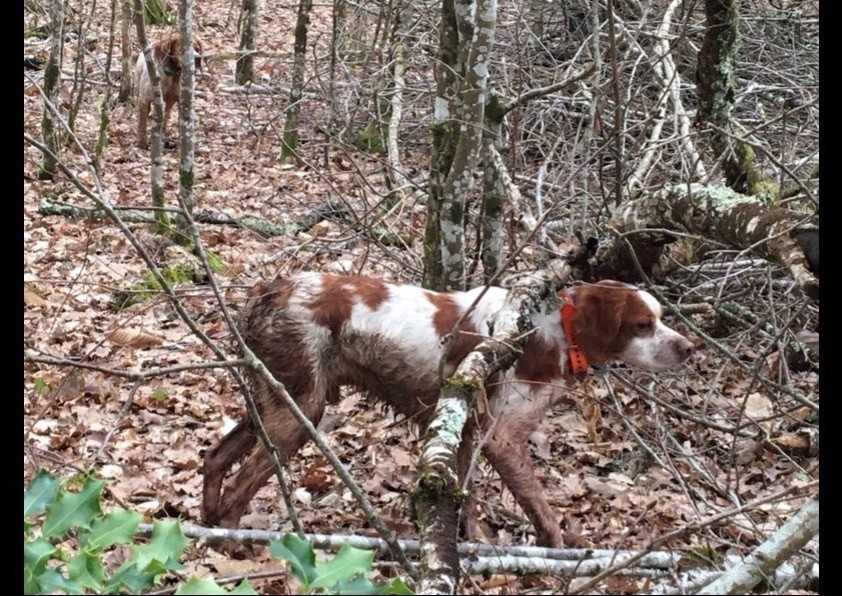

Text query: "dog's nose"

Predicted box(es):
[675, 337, 694, 360]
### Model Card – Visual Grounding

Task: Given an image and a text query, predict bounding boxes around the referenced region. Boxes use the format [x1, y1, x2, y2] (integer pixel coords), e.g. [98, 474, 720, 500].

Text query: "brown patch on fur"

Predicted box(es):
[308, 275, 353, 338]
[348, 276, 389, 310]
[306, 275, 390, 337]
[515, 335, 562, 382]
[426, 292, 481, 369]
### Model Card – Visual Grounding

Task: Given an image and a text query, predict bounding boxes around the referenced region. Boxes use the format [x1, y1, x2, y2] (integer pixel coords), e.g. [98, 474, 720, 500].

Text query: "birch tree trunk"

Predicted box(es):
[697, 496, 818, 595]
[133, 0, 170, 234]
[280, 0, 311, 162]
[235, 0, 258, 84]
[176, 0, 197, 243]
[38, 0, 65, 181]
[117, 0, 133, 102]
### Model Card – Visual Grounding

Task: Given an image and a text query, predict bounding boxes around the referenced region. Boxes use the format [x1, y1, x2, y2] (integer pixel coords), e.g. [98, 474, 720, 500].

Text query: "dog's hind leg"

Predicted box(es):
[214, 394, 327, 528]
[201, 419, 257, 525]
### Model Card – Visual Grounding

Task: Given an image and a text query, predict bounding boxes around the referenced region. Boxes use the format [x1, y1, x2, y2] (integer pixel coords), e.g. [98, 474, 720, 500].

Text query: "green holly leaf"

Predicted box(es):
[81, 509, 141, 552]
[130, 519, 188, 573]
[67, 550, 105, 591]
[378, 577, 415, 594]
[105, 561, 159, 593]
[34, 568, 84, 595]
[330, 574, 379, 594]
[24, 537, 57, 580]
[310, 544, 375, 590]
[24, 469, 60, 519]
[42, 476, 104, 538]
[270, 533, 317, 587]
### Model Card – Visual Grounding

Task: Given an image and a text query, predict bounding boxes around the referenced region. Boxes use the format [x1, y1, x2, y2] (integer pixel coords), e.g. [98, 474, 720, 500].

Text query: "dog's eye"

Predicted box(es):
[635, 321, 653, 332]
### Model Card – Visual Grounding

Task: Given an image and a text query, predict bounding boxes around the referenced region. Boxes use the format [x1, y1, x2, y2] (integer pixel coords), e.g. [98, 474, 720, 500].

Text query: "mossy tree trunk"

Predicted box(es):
[176, 0, 198, 244]
[279, 0, 312, 162]
[696, 0, 762, 195]
[423, 0, 498, 291]
[603, 183, 818, 298]
[479, 91, 507, 284]
[235, 0, 258, 84]
[117, 0, 133, 103]
[422, 0, 459, 291]
[412, 264, 570, 590]
[133, 0, 170, 234]
[38, 0, 65, 181]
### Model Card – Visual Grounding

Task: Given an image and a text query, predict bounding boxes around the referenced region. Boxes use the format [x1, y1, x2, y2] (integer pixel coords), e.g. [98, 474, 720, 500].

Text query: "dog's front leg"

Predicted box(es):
[482, 425, 564, 548]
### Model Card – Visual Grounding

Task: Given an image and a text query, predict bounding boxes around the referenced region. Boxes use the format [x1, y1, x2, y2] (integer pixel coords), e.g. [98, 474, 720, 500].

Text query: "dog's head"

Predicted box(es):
[568, 280, 695, 370]
[153, 33, 204, 76]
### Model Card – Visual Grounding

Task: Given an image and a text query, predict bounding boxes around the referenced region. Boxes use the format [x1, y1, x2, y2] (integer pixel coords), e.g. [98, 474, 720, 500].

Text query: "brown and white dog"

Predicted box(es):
[202, 272, 694, 547]
[133, 32, 203, 148]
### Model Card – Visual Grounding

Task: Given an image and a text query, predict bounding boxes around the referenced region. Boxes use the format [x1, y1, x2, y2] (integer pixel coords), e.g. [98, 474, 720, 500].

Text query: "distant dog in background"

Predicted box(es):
[134, 32, 203, 148]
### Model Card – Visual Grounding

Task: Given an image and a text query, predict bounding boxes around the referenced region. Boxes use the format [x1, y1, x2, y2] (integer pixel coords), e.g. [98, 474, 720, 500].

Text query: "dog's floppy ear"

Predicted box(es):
[570, 282, 633, 367]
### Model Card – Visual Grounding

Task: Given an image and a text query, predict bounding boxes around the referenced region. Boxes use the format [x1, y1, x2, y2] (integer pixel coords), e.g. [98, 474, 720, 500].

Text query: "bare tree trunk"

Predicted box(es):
[323, 0, 344, 164]
[279, 0, 312, 162]
[235, 0, 258, 84]
[479, 92, 506, 283]
[95, 0, 120, 168]
[117, 0, 133, 102]
[423, 0, 498, 291]
[133, 0, 170, 234]
[38, 0, 65, 180]
[382, 0, 423, 205]
[696, 0, 761, 194]
[176, 0, 197, 243]
[604, 0, 625, 206]
[422, 0, 459, 291]
[66, 0, 93, 137]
